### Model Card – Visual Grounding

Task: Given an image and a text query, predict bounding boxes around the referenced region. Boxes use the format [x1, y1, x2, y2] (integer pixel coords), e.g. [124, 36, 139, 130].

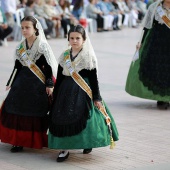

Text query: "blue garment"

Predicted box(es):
[96, 2, 110, 15]
[144, 0, 148, 4]
[72, 7, 83, 20]
[106, 2, 115, 12]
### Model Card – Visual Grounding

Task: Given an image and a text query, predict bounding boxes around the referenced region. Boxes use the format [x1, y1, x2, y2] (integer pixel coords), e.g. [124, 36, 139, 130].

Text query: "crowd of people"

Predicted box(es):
[0, 0, 150, 46]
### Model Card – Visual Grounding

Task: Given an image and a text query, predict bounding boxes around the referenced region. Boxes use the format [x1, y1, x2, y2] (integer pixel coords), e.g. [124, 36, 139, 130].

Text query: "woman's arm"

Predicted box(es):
[6, 59, 22, 87]
[141, 27, 149, 43]
[36, 55, 55, 96]
[36, 55, 54, 88]
[52, 64, 65, 100]
[87, 68, 103, 109]
[87, 68, 102, 101]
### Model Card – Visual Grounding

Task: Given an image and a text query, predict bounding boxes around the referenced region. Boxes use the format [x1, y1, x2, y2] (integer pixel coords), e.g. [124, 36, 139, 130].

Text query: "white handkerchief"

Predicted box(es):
[132, 50, 139, 62]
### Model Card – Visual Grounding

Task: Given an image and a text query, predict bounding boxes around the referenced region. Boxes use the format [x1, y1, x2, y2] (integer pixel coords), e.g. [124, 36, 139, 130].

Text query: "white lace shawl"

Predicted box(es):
[58, 33, 98, 76]
[58, 49, 97, 76]
[16, 37, 41, 63]
[15, 36, 57, 77]
[14, 18, 57, 77]
[142, 0, 167, 29]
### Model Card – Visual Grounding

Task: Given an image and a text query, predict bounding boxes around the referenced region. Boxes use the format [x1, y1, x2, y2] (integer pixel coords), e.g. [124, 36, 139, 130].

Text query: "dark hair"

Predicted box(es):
[26, 0, 34, 6]
[68, 25, 86, 41]
[21, 16, 39, 36]
[73, 0, 84, 10]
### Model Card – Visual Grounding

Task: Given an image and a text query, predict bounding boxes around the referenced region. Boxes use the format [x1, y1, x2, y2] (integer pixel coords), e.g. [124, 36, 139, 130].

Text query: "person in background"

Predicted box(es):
[24, 0, 52, 39]
[72, 0, 84, 20]
[34, 0, 54, 39]
[126, 0, 170, 109]
[59, 0, 79, 29]
[86, 0, 104, 32]
[1, 0, 16, 26]
[1, 0, 17, 41]
[0, 7, 13, 46]
[17, 0, 27, 9]
[44, 0, 62, 38]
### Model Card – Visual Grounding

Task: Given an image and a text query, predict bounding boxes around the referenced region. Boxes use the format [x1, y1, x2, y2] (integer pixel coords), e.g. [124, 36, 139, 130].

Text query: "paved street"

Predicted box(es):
[0, 27, 170, 170]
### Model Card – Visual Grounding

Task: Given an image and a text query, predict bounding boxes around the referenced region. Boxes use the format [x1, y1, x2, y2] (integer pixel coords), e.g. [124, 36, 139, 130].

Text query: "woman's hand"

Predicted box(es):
[46, 87, 54, 97]
[94, 101, 103, 109]
[136, 42, 141, 50]
[6, 86, 11, 91]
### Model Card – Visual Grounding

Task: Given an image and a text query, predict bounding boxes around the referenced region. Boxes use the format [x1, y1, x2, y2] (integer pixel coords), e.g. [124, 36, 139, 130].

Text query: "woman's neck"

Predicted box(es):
[71, 48, 82, 56]
[26, 35, 37, 48]
[71, 48, 82, 57]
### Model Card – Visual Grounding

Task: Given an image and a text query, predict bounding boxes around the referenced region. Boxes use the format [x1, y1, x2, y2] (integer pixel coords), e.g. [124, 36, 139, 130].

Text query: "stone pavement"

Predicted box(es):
[0, 28, 170, 170]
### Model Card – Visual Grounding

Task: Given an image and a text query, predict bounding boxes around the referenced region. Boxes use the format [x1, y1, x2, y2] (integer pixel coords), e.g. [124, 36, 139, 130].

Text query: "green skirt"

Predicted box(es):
[125, 29, 170, 102]
[48, 101, 119, 149]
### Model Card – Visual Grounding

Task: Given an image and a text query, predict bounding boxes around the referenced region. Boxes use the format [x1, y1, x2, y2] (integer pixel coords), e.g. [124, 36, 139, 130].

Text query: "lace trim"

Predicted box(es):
[143, 1, 170, 28]
[15, 37, 57, 77]
[143, 0, 163, 29]
[58, 49, 97, 76]
[16, 39, 42, 66]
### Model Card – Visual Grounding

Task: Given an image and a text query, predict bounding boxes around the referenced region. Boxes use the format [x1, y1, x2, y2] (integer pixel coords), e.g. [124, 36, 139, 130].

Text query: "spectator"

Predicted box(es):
[86, 0, 104, 32]
[44, 0, 62, 38]
[25, 0, 51, 38]
[72, 0, 84, 20]
[34, 0, 54, 39]
[1, 0, 17, 26]
[136, 0, 147, 21]
[59, 0, 78, 25]
[53, 0, 70, 38]
[17, 0, 27, 9]
[0, 7, 13, 46]
[96, 0, 114, 30]
[106, 0, 121, 30]
[111, 0, 126, 27]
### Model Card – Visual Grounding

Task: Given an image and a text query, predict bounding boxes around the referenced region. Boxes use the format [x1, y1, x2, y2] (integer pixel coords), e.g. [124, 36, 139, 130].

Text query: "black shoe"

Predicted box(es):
[10, 146, 23, 153]
[132, 25, 138, 28]
[157, 101, 169, 109]
[83, 148, 92, 154]
[113, 27, 119, 31]
[56, 151, 69, 162]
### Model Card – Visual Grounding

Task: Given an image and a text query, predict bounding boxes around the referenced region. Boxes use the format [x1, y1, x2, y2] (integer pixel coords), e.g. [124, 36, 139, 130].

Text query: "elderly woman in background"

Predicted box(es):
[34, 0, 54, 39]
[86, 0, 104, 32]
[44, 0, 62, 37]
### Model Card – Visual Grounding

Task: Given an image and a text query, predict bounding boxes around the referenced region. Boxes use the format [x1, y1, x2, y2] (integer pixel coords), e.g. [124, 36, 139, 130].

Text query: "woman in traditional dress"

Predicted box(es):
[0, 16, 57, 152]
[126, 0, 170, 109]
[48, 25, 119, 162]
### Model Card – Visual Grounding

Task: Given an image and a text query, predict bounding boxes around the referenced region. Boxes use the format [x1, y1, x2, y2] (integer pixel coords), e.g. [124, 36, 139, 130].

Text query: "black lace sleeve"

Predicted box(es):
[36, 55, 54, 87]
[53, 64, 65, 100]
[141, 27, 149, 43]
[6, 59, 22, 86]
[87, 69, 102, 101]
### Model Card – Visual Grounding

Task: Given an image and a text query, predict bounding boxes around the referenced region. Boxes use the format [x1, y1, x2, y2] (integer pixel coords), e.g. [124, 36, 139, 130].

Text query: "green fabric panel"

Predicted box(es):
[48, 101, 119, 149]
[125, 29, 170, 101]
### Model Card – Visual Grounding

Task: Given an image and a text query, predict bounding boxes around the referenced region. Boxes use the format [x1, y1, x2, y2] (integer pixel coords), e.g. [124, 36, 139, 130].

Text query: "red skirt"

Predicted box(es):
[0, 102, 48, 149]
